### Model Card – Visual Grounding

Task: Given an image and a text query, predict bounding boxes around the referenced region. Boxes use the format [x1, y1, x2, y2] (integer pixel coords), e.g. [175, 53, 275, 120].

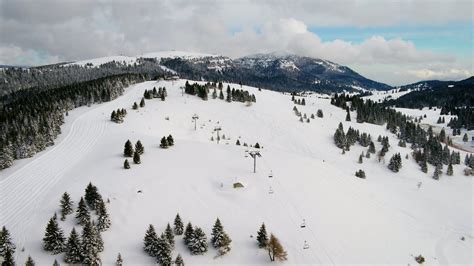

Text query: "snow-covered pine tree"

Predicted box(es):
[188, 227, 208, 255]
[143, 225, 159, 257]
[156, 233, 172, 265]
[388, 153, 402, 172]
[75, 197, 90, 226]
[211, 218, 231, 255]
[164, 223, 175, 248]
[2, 248, 14, 266]
[65, 228, 82, 264]
[256, 223, 268, 248]
[358, 154, 363, 164]
[368, 142, 376, 154]
[345, 109, 351, 121]
[59, 192, 73, 221]
[97, 200, 111, 232]
[124, 140, 134, 157]
[133, 151, 141, 164]
[236, 139, 241, 146]
[116, 253, 123, 266]
[135, 140, 144, 155]
[43, 216, 66, 254]
[25, 255, 35, 266]
[124, 159, 130, 169]
[420, 158, 428, 173]
[0, 226, 16, 257]
[167, 135, 174, 146]
[52, 259, 59, 266]
[160, 137, 169, 149]
[173, 214, 184, 235]
[183, 222, 194, 245]
[174, 254, 184, 266]
[81, 220, 102, 265]
[433, 164, 442, 180]
[140, 98, 146, 108]
[447, 163, 453, 176]
[132, 102, 138, 110]
[84, 183, 100, 210]
[463, 133, 468, 142]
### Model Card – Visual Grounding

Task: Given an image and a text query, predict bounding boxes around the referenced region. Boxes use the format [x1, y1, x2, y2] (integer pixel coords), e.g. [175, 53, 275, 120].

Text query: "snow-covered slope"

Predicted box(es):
[1, 80, 472, 265]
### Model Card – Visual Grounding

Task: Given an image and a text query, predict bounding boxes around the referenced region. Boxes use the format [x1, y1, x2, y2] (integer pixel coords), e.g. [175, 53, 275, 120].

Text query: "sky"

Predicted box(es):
[0, 0, 472, 86]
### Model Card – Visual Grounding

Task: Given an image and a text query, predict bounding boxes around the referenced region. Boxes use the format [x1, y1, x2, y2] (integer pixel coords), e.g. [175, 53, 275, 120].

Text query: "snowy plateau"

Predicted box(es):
[1, 79, 473, 265]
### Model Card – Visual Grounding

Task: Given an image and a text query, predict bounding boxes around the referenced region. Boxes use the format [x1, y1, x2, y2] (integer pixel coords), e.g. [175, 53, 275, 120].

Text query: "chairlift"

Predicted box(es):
[300, 219, 306, 228]
[268, 170, 273, 178]
[268, 186, 274, 194]
[303, 240, 310, 249]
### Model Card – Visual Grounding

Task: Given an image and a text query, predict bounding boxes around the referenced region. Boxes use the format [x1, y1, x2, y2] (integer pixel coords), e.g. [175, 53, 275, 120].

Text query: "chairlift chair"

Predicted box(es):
[303, 241, 310, 249]
[268, 170, 273, 178]
[268, 186, 274, 194]
[300, 219, 306, 228]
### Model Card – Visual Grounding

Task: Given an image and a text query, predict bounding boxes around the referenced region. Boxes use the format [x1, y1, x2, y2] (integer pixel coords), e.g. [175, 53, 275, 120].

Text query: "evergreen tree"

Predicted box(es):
[211, 218, 231, 256]
[84, 183, 100, 210]
[463, 133, 469, 142]
[135, 140, 144, 155]
[160, 137, 169, 149]
[447, 163, 453, 176]
[52, 259, 59, 266]
[433, 164, 442, 180]
[368, 142, 376, 154]
[143, 225, 159, 257]
[156, 233, 172, 265]
[188, 227, 207, 255]
[0, 226, 16, 257]
[116, 253, 123, 266]
[124, 140, 134, 157]
[132, 102, 138, 110]
[174, 254, 184, 266]
[124, 159, 130, 169]
[133, 151, 141, 164]
[75, 197, 90, 226]
[254, 143, 260, 149]
[420, 158, 428, 173]
[164, 223, 175, 248]
[167, 135, 174, 146]
[140, 98, 146, 108]
[2, 248, 14, 266]
[212, 88, 217, 99]
[333, 126, 346, 149]
[219, 90, 224, 100]
[59, 192, 73, 221]
[256, 223, 268, 248]
[388, 153, 402, 172]
[25, 256, 35, 266]
[317, 109, 323, 118]
[236, 139, 241, 146]
[173, 214, 184, 235]
[64, 228, 82, 264]
[81, 220, 102, 265]
[358, 154, 363, 164]
[355, 169, 366, 178]
[266, 234, 287, 262]
[183, 222, 194, 245]
[43, 216, 66, 254]
[345, 109, 351, 121]
[97, 200, 111, 232]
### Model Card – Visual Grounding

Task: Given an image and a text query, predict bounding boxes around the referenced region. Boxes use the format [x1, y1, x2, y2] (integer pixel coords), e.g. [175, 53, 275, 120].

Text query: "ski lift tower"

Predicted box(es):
[192, 114, 199, 131]
[214, 126, 222, 144]
[248, 150, 261, 173]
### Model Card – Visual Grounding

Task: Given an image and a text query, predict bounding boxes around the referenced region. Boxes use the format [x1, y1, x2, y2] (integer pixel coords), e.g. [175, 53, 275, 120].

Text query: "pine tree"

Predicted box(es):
[81, 220, 102, 265]
[219, 90, 224, 100]
[143, 225, 159, 257]
[211, 218, 231, 256]
[433, 164, 442, 180]
[358, 154, 363, 164]
[167, 135, 174, 146]
[124, 159, 130, 169]
[124, 140, 134, 157]
[43, 216, 66, 254]
[173, 214, 184, 235]
[188, 227, 208, 255]
[254, 142, 260, 149]
[236, 139, 241, 146]
[345, 109, 351, 121]
[463, 133, 468, 142]
[75, 197, 90, 226]
[266, 234, 287, 262]
[0, 226, 16, 257]
[160, 137, 169, 149]
[447, 163, 453, 176]
[183, 222, 194, 245]
[84, 183, 100, 210]
[164, 223, 175, 248]
[133, 151, 141, 164]
[52, 259, 59, 266]
[116, 253, 123, 266]
[174, 254, 184, 266]
[388, 153, 402, 172]
[420, 158, 428, 173]
[368, 142, 376, 154]
[132, 102, 138, 110]
[25, 256, 34, 266]
[97, 200, 111, 232]
[2, 248, 14, 266]
[59, 192, 73, 221]
[317, 109, 323, 118]
[64, 228, 82, 264]
[135, 140, 144, 155]
[140, 98, 146, 108]
[256, 223, 268, 248]
[156, 233, 172, 265]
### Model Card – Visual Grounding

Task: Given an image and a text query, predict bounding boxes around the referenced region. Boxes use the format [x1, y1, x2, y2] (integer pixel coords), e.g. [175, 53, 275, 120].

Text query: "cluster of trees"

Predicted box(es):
[185, 81, 256, 103]
[387, 153, 402, 172]
[0, 73, 148, 170]
[133, 98, 146, 109]
[111, 108, 127, 123]
[446, 108, 473, 130]
[355, 169, 366, 178]
[144, 214, 232, 265]
[160, 135, 175, 149]
[256, 223, 287, 262]
[41, 183, 110, 264]
[124, 140, 144, 167]
[144, 87, 167, 101]
[333, 122, 367, 152]
[436, 116, 446, 124]
[291, 94, 306, 105]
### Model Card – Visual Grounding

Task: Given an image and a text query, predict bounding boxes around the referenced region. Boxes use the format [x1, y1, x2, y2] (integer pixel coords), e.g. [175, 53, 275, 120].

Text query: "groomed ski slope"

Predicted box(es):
[1, 80, 472, 265]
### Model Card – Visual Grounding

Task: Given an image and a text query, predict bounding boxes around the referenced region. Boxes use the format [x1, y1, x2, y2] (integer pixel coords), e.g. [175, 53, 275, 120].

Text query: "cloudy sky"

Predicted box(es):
[0, 0, 472, 85]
